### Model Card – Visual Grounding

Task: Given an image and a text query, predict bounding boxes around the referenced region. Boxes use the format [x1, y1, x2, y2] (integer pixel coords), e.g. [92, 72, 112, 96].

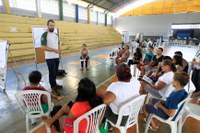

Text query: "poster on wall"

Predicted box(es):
[0, 41, 9, 90]
[32, 27, 58, 48]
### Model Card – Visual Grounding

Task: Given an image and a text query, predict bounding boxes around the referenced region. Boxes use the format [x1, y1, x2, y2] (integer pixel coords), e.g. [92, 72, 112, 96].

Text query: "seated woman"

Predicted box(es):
[127, 47, 143, 67]
[143, 72, 189, 130]
[80, 44, 90, 71]
[173, 51, 189, 73]
[23, 71, 65, 112]
[140, 60, 176, 98]
[115, 45, 130, 65]
[103, 63, 140, 128]
[42, 78, 102, 133]
[146, 56, 172, 83]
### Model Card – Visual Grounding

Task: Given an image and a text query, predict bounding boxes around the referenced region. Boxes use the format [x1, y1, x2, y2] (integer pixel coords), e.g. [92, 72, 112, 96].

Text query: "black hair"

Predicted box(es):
[116, 63, 132, 81]
[174, 51, 183, 58]
[149, 46, 154, 49]
[163, 56, 172, 62]
[173, 55, 183, 66]
[76, 78, 102, 108]
[174, 72, 189, 87]
[135, 47, 142, 58]
[163, 60, 176, 72]
[158, 47, 163, 52]
[82, 44, 87, 47]
[29, 71, 42, 84]
[47, 19, 55, 25]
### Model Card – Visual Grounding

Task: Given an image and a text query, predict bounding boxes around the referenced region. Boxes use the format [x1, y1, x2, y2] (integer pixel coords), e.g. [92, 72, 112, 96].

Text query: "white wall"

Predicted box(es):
[114, 12, 200, 36]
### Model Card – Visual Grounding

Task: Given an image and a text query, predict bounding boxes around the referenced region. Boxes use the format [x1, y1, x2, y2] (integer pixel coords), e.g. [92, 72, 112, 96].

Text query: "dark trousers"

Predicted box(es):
[46, 58, 59, 88]
[127, 59, 140, 67]
[80, 56, 89, 68]
[191, 68, 200, 92]
[103, 106, 128, 128]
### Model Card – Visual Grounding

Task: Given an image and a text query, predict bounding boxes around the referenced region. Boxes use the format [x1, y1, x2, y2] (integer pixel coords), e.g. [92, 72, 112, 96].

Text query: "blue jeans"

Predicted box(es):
[46, 58, 59, 88]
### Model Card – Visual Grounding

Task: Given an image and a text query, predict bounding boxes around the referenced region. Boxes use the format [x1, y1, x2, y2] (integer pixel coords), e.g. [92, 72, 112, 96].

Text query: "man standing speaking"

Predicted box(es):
[41, 19, 62, 96]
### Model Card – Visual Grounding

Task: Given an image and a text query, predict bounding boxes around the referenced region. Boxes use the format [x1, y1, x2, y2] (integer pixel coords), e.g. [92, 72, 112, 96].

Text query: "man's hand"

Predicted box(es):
[55, 49, 61, 54]
[156, 100, 163, 108]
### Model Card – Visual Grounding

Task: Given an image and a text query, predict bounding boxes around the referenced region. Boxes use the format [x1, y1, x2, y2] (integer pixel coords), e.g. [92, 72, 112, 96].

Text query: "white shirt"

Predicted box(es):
[45, 32, 59, 59]
[106, 77, 140, 115]
[194, 50, 200, 70]
[156, 71, 174, 96]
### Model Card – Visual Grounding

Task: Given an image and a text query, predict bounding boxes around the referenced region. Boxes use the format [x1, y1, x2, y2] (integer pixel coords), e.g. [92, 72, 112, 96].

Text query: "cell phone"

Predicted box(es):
[67, 101, 74, 108]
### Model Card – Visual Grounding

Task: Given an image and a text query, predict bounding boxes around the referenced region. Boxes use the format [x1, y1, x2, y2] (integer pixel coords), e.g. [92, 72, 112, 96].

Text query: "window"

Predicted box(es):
[99, 13, 105, 24]
[91, 10, 97, 22]
[9, 0, 36, 11]
[0, 0, 2, 6]
[63, 2, 75, 18]
[79, 7, 87, 20]
[40, 0, 59, 15]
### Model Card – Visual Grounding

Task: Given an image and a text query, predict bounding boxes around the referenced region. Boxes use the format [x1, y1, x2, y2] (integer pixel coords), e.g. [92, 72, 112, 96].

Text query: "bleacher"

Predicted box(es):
[0, 13, 121, 62]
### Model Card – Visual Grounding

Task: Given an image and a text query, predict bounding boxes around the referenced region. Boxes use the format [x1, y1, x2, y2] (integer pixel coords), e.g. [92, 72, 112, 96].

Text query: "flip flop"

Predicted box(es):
[143, 123, 158, 131]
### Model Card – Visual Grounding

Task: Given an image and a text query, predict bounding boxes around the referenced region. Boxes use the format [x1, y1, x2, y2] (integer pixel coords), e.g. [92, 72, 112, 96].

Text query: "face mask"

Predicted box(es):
[49, 28, 54, 32]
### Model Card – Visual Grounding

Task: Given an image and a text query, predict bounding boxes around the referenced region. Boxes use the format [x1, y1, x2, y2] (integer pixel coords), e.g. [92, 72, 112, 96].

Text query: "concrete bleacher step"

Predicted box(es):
[0, 13, 121, 62]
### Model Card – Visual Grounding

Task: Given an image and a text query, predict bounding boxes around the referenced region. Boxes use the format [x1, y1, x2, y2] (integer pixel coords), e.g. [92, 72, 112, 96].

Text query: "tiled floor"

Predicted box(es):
[0, 45, 199, 133]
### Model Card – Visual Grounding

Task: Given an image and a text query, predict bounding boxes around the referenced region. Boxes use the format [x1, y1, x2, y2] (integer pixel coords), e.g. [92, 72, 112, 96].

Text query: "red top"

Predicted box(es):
[65, 101, 91, 133]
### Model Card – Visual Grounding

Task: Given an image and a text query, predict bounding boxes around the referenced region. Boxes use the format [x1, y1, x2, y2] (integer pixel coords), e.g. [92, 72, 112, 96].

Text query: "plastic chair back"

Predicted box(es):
[15, 90, 51, 117]
[73, 104, 107, 133]
[116, 95, 146, 128]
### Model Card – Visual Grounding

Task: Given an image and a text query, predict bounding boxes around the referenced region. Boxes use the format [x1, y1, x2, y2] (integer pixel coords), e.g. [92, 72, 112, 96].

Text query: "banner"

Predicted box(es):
[0, 41, 8, 90]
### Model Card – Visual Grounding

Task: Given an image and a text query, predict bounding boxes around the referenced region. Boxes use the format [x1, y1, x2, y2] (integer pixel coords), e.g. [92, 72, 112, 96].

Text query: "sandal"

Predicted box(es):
[143, 123, 158, 131]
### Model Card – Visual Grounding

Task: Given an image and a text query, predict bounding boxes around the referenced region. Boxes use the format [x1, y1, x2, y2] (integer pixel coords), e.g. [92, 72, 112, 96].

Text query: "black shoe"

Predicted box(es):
[51, 88, 60, 96]
[55, 84, 63, 89]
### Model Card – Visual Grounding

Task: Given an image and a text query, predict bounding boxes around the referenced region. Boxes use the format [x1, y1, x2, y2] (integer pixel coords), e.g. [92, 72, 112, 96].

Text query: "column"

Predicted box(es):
[3, 0, 10, 14]
[36, 0, 42, 18]
[87, 7, 90, 24]
[58, 0, 63, 20]
[75, 4, 79, 23]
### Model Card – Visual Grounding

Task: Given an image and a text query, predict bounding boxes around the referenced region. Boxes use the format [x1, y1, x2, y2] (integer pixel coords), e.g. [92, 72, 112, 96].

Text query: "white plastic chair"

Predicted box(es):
[15, 90, 52, 133]
[73, 104, 107, 133]
[144, 92, 192, 133]
[130, 65, 141, 78]
[179, 101, 200, 132]
[107, 95, 146, 133]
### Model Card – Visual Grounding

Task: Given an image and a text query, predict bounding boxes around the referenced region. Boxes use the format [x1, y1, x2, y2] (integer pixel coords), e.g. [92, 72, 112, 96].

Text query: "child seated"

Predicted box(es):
[23, 71, 65, 113]
[143, 72, 189, 130]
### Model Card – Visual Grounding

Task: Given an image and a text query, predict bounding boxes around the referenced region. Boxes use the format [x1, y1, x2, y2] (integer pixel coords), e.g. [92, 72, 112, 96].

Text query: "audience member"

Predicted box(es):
[140, 60, 176, 98]
[23, 71, 65, 113]
[127, 47, 143, 67]
[41, 78, 102, 133]
[140, 47, 164, 77]
[115, 45, 130, 65]
[173, 51, 189, 73]
[137, 46, 154, 70]
[103, 63, 140, 131]
[191, 49, 200, 93]
[143, 72, 189, 130]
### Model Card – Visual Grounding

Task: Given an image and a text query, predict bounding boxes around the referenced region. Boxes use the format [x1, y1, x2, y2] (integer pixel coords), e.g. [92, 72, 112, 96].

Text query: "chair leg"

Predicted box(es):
[26, 116, 29, 133]
[136, 122, 139, 133]
[170, 122, 177, 133]
[119, 127, 126, 133]
[144, 114, 152, 133]
[45, 125, 51, 133]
